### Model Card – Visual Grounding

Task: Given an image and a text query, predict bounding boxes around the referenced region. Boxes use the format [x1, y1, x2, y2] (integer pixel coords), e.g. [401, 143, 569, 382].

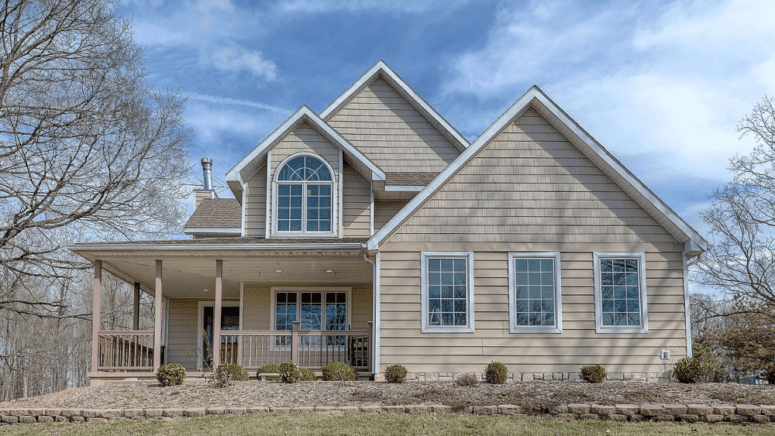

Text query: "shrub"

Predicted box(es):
[279, 360, 301, 383]
[765, 364, 775, 385]
[456, 373, 478, 387]
[322, 361, 358, 381]
[156, 363, 186, 387]
[211, 363, 248, 387]
[580, 365, 607, 383]
[385, 364, 407, 383]
[298, 367, 317, 382]
[256, 363, 282, 382]
[485, 361, 508, 384]
[673, 357, 703, 383]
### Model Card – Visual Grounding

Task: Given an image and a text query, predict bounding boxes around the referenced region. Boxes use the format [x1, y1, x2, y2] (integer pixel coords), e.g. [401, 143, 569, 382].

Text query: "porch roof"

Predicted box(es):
[70, 238, 372, 299]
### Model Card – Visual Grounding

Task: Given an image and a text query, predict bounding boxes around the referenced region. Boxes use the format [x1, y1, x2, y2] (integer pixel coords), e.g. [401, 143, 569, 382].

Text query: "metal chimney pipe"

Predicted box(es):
[201, 157, 213, 190]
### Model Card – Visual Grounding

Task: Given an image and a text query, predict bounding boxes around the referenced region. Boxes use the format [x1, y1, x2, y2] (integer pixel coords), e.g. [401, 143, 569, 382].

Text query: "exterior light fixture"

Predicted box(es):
[326, 270, 333, 273]
[275, 269, 282, 273]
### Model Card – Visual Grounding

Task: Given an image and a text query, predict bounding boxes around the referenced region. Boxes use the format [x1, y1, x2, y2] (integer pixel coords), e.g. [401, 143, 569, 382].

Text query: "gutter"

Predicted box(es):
[68, 242, 366, 253]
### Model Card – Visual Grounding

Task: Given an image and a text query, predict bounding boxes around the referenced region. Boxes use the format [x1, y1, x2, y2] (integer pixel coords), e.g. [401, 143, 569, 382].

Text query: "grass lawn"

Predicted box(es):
[0, 413, 772, 436]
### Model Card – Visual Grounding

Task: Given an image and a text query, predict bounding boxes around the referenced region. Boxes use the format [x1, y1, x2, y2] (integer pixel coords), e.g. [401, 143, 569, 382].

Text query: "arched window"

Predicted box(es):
[275, 155, 334, 234]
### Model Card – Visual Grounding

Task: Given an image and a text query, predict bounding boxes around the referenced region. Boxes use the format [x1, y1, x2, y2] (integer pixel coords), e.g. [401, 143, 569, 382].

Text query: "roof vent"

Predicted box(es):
[201, 157, 213, 191]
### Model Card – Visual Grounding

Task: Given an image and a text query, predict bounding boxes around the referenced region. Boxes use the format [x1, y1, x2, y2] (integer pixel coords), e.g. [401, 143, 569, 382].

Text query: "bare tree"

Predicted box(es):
[0, 0, 191, 399]
[0, 0, 192, 318]
[696, 96, 775, 309]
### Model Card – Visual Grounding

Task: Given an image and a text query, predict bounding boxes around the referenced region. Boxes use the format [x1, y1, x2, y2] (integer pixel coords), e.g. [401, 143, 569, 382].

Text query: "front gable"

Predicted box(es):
[327, 77, 463, 174]
[386, 107, 678, 247]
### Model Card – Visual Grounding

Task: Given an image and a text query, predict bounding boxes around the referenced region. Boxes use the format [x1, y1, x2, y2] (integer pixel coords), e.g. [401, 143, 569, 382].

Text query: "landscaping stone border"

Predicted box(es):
[0, 404, 774, 425]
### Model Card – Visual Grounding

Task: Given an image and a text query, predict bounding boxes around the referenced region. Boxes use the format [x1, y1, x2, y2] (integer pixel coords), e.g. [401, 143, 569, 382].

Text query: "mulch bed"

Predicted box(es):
[3, 381, 774, 412]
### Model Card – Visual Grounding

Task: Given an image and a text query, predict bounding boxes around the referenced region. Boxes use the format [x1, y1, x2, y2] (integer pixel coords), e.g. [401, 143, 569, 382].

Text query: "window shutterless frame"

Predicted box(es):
[269, 287, 352, 350]
[593, 252, 648, 334]
[508, 252, 562, 334]
[271, 152, 337, 237]
[420, 252, 475, 333]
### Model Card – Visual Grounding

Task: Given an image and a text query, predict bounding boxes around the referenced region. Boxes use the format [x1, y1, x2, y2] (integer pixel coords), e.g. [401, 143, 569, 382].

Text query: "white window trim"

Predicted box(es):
[420, 252, 475, 333]
[593, 252, 649, 334]
[196, 300, 241, 371]
[271, 152, 338, 238]
[508, 252, 562, 334]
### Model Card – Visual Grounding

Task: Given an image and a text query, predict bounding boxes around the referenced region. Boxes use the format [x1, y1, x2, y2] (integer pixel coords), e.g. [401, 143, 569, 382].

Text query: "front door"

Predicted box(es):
[202, 306, 239, 369]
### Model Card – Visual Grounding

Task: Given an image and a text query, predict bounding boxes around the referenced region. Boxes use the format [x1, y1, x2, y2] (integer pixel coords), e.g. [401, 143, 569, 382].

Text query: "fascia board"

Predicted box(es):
[225, 106, 385, 184]
[320, 60, 469, 151]
[183, 228, 242, 234]
[369, 86, 708, 252]
[69, 242, 365, 253]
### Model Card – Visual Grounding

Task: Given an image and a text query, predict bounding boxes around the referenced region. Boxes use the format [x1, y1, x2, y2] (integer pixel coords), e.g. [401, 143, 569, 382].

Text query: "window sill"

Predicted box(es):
[595, 325, 648, 334]
[509, 326, 562, 334]
[421, 326, 475, 334]
[270, 232, 337, 238]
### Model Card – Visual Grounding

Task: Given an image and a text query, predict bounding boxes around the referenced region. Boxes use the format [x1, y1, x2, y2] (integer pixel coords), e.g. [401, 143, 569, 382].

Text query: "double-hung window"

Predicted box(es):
[508, 252, 562, 333]
[421, 252, 474, 333]
[593, 253, 648, 333]
[275, 154, 334, 235]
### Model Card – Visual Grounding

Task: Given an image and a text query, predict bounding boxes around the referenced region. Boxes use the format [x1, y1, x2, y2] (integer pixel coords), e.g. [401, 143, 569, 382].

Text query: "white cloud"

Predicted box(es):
[275, 0, 470, 14]
[187, 93, 291, 114]
[442, 0, 775, 184]
[199, 43, 278, 80]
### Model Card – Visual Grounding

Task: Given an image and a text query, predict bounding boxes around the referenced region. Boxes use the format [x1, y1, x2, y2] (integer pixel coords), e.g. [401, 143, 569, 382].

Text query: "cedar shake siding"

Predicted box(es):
[328, 77, 461, 173]
[342, 163, 372, 237]
[378, 107, 687, 374]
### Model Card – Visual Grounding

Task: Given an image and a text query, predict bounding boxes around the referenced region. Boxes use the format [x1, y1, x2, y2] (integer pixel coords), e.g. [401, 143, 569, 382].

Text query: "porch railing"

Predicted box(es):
[220, 324, 371, 371]
[97, 330, 157, 371]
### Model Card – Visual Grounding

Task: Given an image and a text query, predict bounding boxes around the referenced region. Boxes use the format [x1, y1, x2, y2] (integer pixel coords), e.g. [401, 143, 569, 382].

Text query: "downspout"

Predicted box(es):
[363, 251, 380, 376]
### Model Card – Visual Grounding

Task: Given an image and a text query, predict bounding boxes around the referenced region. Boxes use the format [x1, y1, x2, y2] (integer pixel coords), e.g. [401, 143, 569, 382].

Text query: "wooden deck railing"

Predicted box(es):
[222, 324, 370, 371]
[97, 330, 156, 371]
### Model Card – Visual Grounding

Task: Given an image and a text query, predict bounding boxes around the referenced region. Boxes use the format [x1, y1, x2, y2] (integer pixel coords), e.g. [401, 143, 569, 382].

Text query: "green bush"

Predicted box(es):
[673, 356, 703, 383]
[580, 365, 607, 383]
[765, 364, 775, 385]
[485, 362, 508, 384]
[256, 363, 282, 381]
[385, 364, 407, 383]
[211, 363, 248, 387]
[156, 363, 186, 387]
[322, 361, 358, 381]
[279, 360, 301, 383]
[455, 373, 478, 387]
[298, 367, 317, 382]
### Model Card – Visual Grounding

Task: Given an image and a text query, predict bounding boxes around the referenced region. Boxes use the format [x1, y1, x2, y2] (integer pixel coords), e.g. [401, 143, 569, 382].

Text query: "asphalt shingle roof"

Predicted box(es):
[183, 197, 241, 229]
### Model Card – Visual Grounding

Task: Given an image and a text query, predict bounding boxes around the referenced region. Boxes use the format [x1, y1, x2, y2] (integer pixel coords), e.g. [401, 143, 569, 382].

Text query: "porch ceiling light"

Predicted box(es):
[275, 269, 282, 273]
[326, 270, 333, 273]
[202, 288, 209, 293]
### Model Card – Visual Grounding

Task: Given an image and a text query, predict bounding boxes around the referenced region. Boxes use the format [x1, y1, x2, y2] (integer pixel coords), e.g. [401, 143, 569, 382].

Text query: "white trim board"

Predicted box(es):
[367, 86, 709, 252]
[225, 106, 385, 188]
[320, 60, 469, 152]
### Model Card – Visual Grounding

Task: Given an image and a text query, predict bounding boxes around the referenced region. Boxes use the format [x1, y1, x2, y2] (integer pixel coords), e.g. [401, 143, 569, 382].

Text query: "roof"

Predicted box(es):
[385, 172, 439, 186]
[368, 86, 709, 256]
[320, 60, 469, 152]
[225, 106, 386, 199]
[183, 198, 241, 231]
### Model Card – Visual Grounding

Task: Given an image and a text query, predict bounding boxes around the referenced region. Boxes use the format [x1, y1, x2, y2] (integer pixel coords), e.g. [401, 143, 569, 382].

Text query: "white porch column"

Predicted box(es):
[153, 260, 163, 371]
[213, 259, 223, 368]
[90, 260, 102, 373]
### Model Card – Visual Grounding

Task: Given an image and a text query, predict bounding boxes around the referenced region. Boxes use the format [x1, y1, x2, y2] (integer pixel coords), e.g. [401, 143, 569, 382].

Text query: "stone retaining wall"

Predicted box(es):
[1, 403, 774, 425]
[405, 371, 672, 383]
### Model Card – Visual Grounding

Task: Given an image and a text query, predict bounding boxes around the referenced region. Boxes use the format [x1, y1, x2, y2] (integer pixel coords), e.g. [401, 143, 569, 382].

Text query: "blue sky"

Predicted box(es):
[122, 0, 775, 237]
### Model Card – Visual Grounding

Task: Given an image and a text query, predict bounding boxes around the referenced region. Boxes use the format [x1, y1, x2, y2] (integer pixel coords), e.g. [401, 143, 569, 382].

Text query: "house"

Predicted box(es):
[70, 60, 708, 385]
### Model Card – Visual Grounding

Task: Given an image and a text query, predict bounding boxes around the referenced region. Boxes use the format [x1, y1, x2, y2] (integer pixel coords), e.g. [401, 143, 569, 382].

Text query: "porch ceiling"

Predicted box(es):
[99, 255, 372, 299]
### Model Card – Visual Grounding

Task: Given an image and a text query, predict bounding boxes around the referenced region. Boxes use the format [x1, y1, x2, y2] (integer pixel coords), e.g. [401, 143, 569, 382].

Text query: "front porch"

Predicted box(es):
[72, 238, 375, 384]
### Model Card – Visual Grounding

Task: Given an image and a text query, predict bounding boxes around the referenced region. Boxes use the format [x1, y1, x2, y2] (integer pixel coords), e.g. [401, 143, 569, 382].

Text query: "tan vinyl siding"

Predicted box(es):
[377, 107, 686, 374]
[342, 163, 371, 237]
[328, 77, 460, 173]
[267, 121, 341, 235]
[244, 165, 266, 237]
[374, 201, 409, 233]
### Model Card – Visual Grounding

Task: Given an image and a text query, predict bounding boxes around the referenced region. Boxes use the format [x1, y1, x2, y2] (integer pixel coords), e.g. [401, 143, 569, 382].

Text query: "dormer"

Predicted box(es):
[225, 106, 384, 238]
